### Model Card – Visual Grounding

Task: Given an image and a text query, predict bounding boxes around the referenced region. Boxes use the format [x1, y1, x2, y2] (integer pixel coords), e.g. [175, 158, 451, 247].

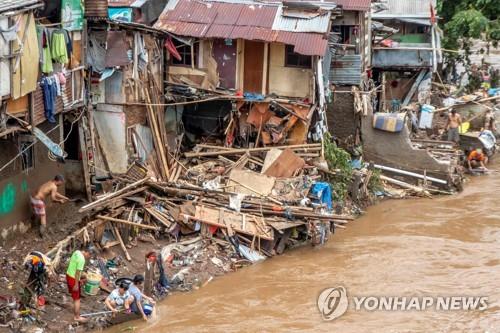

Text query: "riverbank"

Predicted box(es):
[104, 162, 500, 333]
[0, 166, 470, 332]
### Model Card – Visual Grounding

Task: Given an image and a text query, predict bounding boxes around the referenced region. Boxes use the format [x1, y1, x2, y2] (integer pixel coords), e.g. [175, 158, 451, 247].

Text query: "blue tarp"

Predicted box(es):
[310, 182, 333, 211]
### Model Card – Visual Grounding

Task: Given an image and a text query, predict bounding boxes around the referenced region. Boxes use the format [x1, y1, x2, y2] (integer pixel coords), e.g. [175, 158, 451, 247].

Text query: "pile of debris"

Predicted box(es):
[1, 140, 355, 331]
[80, 141, 354, 260]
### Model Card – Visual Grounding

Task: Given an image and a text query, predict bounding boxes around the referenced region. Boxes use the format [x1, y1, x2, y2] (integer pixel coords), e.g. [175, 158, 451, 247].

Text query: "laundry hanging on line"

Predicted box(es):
[40, 73, 66, 123]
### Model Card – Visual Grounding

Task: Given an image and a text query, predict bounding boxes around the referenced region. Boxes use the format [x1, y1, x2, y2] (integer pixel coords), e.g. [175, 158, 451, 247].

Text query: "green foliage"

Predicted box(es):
[323, 133, 352, 201]
[368, 169, 384, 194]
[438, 0, 499, 65]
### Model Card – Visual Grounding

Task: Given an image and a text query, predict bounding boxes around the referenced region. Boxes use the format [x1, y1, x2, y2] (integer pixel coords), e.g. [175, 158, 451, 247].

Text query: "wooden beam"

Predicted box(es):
[97, 215, 160, 231]
[113, 225, 132, 261]
[79, 178, 149, 213]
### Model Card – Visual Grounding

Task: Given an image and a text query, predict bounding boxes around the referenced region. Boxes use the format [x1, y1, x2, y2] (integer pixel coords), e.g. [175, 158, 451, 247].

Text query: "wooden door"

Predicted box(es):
[243, 41, 264, 93]
[213, 39, 237, 89]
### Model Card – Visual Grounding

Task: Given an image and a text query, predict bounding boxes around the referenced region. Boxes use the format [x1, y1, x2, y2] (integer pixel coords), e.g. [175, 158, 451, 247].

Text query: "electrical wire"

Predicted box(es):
[0, 125, 61, 174]
[0, 109, 85, 173]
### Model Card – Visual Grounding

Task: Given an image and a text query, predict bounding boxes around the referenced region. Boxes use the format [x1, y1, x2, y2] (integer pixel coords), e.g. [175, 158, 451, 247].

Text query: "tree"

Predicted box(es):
[438, 0, 499, 69]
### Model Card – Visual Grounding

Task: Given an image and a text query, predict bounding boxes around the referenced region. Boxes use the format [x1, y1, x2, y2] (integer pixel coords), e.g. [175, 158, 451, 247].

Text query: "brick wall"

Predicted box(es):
[327, 87, 360, 143]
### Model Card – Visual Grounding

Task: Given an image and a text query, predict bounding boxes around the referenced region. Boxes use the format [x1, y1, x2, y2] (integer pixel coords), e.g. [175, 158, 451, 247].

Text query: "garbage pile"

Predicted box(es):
[3, 141, 354, 330]
[79, 142, 354, 262]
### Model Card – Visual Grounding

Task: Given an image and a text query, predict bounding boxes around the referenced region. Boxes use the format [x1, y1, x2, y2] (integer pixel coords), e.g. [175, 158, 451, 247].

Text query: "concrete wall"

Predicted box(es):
[327, 88, 360, 143]
[361, 110, 453, 183]
[268, 43, 313, 98]
[0, 121, 64, 240]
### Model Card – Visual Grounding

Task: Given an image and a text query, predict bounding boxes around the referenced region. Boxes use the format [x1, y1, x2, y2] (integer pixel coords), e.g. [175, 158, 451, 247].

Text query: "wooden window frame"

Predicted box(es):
[170, 40, 199, 67]
[284, 44, 312, 69]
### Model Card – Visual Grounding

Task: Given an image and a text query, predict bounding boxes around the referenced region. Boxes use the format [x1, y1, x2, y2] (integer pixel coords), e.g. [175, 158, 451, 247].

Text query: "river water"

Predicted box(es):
[108, 163, 500, 333]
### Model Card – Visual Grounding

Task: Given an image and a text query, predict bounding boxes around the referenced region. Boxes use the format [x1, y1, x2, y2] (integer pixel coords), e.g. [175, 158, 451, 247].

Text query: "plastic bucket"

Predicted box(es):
[84, 272, 102, 296]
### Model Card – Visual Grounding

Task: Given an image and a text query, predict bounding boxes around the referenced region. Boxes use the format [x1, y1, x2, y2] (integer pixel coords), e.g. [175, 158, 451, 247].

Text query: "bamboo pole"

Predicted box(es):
[97, 215, 160, 231]
[185, 144, 322, 158]
[113, 225, 132, 261]
[78, 178, 149, 213]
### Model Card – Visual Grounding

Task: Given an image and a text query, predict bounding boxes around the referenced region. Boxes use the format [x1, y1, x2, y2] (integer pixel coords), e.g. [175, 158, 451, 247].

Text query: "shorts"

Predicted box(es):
[66, 275, 81, 300]
[30, 197, 46, 216]
[447, 127, 460, 143]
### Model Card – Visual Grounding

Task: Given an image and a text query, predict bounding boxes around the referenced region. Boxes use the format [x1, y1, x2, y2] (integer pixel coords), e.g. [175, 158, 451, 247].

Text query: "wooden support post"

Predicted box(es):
[78, 119, 92, 202]
[113, 225, 131, 261]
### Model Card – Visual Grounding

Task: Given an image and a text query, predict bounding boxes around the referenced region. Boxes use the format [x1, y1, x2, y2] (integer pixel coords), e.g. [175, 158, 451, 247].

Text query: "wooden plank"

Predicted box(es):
[78, 120, 93, 202]
[113, 225, 132, 261]
[189, 205, 274, 240]
[97, 215, 160, 231]
[79, 178, 148, 213]
[227, 169, 276, 197]
[184, 144, 321, 158]
[264, 149, 305, 178]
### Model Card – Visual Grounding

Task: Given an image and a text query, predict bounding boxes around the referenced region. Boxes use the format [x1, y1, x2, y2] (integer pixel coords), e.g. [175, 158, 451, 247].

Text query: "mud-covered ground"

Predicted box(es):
[0, 202, 238, 333]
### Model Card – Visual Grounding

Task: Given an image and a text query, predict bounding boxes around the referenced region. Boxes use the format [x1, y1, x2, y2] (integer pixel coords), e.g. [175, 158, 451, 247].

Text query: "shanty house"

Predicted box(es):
[85, 18, 166, 182]
[360, 0, 461, 190]
[326, 0, 373, 144]
[154, 0, 340, 146]
[371, 0, 441, 111]
[0, 0, 85, 239]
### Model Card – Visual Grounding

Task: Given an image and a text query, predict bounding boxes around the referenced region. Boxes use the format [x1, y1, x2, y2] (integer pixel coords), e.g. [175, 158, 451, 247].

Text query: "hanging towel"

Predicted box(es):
[0, 17, 20, 43]
[51, 31, 69, 64]
[37, 26, 53, 73]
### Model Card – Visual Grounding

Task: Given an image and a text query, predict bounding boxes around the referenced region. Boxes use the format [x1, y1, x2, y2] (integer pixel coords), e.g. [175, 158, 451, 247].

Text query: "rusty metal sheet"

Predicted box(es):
[205, 24, 234, 39]
[107, 0, 135, 7]
[213, 3, 243, 25]
[154, 0, 330, 56]
[276, 31, 328, 56]
[236, 4, 277, 28]
[332, 0, 371, 11]
[104, 31, 131, 67]
[330, 54, 362, 85]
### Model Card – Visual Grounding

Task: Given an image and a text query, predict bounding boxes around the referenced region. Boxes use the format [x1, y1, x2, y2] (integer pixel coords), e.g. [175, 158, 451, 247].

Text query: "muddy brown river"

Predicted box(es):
[108, 164, 500, 333]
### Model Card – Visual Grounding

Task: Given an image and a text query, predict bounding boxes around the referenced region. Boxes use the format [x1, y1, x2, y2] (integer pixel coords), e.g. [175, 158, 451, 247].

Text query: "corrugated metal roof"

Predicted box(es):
[332, 0, 371, 11]
[108, 0, 135, 7]
[372, 0, 437, 19]
[330, 54, 362, 85]
[276, 31, 328, 56]
[0, 0, 41, 13]
[272, 5, 331, 33]
[205, 23, 234, 38]
[213, 3, 243, 24]
[154, 0, 332, 56]
[236, 4, 276, 27]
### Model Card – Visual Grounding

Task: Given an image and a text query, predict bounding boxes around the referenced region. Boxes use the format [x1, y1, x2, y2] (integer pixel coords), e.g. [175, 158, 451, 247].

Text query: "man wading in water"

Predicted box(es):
[31, 175, 69, 237]
[446, 109, 462, 143]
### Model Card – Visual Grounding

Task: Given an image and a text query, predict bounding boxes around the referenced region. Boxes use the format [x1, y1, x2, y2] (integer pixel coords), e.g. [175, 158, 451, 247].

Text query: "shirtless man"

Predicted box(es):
[31, 175, 69, 236]
[446, 109, 462, 143]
